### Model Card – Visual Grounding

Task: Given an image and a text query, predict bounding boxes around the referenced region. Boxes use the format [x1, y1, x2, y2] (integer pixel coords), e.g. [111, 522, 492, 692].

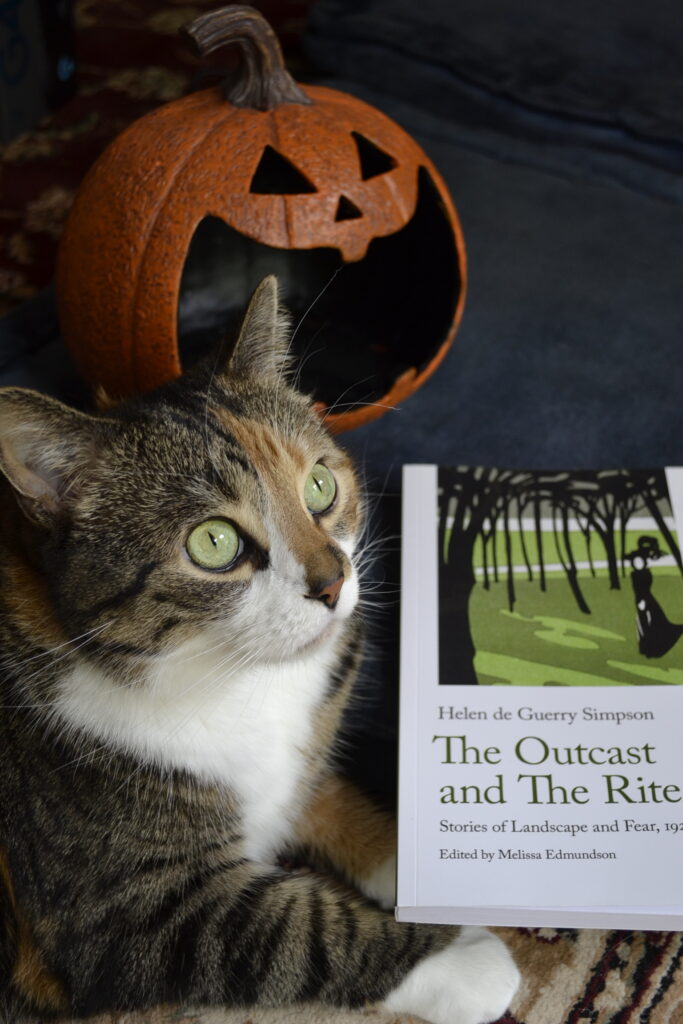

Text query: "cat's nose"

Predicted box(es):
[306, 572, 344, 610]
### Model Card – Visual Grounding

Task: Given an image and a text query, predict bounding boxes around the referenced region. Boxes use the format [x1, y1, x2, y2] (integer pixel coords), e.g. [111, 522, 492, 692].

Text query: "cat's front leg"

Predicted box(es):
[293, 773, 520, 1024]
[39, 831, 517, 1024]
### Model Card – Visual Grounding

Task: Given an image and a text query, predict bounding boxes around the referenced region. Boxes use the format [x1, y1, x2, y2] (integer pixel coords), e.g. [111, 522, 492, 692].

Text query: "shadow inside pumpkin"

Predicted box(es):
[177, 166, 460, 413]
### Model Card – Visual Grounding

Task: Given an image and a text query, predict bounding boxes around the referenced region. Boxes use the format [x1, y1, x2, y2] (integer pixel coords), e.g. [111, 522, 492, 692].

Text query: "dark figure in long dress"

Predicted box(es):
[626, 535, 683, 658]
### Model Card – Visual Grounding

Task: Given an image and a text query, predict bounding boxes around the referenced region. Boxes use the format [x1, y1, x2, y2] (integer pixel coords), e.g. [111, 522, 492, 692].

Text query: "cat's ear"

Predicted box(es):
[0, 388, 100, 527]
[223, 275, 291, 382]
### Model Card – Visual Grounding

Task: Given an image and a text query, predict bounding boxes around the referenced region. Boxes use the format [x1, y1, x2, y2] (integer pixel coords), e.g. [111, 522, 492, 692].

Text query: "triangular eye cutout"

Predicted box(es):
[351, 132, 397, 180]
[250, 145, 317, 195]
[335, 195, 363, 221]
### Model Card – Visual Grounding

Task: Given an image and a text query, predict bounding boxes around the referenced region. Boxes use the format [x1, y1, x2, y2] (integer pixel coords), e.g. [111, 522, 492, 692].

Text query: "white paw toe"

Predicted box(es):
[359, 853, 396, 910]
[384, 925, 520, 1024]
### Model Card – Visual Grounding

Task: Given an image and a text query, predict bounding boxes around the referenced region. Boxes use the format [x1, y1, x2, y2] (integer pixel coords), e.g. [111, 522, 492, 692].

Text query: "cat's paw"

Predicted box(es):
[383, 925, 520, 1024]
[358, 853, 396, 910]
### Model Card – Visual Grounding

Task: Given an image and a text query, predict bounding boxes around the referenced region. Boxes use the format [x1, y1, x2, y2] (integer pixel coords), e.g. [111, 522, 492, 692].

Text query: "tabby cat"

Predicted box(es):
[0, 278, 519, 1023]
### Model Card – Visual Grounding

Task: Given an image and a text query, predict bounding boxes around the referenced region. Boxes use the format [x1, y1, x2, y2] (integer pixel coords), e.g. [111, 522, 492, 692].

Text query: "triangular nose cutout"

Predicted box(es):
[335, 195, 363, 221]
[250, 146, 317, 194]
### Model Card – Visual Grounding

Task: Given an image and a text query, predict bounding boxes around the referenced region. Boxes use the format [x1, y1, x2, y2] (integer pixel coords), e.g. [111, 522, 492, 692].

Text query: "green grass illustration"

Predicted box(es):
[470, 574, 683, 686]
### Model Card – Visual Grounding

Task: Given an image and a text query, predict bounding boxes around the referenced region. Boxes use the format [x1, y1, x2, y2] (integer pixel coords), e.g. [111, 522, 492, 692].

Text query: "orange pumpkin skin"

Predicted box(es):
[57, 29, 466, 432]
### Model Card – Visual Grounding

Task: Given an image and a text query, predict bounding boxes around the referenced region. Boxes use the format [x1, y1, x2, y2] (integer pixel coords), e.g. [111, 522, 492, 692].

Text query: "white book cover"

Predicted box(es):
[397, 465, 683, 929]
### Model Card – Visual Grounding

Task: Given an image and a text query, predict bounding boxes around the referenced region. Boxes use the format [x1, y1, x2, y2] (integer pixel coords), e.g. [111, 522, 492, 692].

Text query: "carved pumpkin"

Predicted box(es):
[56, 5, 466, 432]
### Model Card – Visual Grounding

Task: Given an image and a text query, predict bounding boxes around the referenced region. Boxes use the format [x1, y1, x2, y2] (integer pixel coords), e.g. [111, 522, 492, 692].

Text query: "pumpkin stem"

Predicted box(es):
[182, 5, 312, 111]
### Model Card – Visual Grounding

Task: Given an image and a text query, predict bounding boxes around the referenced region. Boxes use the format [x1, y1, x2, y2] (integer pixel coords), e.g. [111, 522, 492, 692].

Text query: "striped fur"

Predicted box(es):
[0, 278, 518, 1023]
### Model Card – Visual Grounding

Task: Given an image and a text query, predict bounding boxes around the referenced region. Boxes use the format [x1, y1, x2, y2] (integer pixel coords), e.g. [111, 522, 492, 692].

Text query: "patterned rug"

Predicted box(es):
[3, 3, 683, 1022]
[55, 928, 683, 1024]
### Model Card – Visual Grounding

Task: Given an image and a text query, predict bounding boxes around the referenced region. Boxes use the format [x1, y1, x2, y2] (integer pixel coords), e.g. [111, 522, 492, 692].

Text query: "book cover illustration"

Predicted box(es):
[438, 468, 683, 687]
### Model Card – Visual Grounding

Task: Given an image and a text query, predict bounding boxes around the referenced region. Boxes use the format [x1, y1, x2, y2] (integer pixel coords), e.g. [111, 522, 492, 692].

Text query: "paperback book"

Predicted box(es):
[397, 465, 683, 929]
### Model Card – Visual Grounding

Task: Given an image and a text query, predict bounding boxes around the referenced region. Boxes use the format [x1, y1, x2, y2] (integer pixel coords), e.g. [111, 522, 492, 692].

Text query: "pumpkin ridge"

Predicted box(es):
[382, 166, 415, 224]
[130, 102, 242, 386]
[271, 100, 349, 249]
[268, 115, 294, 250]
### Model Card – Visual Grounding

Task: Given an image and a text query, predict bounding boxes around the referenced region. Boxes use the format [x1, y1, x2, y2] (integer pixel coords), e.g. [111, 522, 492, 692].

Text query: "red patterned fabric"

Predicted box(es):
[0, 0, 312, 313]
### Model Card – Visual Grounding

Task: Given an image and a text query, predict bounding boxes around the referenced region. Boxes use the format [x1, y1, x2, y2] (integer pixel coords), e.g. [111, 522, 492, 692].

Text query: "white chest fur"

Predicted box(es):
[54, 638, 339, 862]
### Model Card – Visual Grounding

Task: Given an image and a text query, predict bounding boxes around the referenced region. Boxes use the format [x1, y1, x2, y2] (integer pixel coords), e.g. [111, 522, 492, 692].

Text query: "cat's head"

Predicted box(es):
[0, 277, 362, 684]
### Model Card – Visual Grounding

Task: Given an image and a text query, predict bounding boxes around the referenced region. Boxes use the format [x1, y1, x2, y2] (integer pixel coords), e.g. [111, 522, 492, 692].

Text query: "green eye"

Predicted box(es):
[186, 519, 241, 570]
[304, 463, 337, 514]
